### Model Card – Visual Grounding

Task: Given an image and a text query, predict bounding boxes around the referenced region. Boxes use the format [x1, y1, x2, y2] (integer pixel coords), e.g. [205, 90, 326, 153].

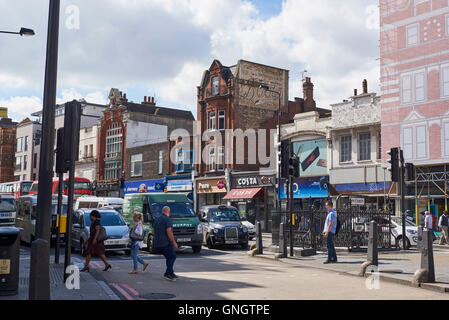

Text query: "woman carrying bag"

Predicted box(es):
[81, 210, 111, 272]
[129, 210, 149, 274]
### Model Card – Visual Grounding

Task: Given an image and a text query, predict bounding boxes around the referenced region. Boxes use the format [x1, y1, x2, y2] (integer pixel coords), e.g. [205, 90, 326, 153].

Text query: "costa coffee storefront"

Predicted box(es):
[196, 177, 228, 209]
[223, 173, 276, 232]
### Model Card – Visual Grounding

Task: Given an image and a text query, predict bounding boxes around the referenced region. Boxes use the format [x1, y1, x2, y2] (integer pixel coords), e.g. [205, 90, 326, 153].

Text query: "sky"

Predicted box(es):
[0, 0, 380, 122]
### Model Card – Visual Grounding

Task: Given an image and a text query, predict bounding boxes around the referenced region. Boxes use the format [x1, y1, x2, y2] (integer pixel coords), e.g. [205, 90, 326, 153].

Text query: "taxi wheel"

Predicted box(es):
[146, 235, 156, 254]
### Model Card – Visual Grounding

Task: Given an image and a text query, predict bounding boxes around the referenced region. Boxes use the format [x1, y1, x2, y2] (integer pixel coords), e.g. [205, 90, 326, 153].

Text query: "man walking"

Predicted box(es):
[153, 206, 178, 281]
[424, 211, 433, 230]
[438, 211, 449, 245]
[323, 200, 337, 264]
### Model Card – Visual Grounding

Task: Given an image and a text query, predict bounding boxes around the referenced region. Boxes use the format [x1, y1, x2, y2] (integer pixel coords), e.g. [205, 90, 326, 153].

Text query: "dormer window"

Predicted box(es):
[212, 77, 219, 96]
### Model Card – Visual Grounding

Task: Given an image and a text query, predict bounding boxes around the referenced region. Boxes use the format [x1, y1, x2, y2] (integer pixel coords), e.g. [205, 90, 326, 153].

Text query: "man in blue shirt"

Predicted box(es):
[153, 206, 178, 281]
[323, 200, 337, 264]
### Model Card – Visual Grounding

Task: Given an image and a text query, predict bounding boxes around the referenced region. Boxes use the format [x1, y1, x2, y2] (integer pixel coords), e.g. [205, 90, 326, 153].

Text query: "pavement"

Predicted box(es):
[0, 247, 119, 300]
[255, 233, 449, 294]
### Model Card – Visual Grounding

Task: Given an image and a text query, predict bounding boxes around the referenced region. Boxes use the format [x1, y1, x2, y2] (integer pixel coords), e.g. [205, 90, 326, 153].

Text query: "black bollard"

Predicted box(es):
[256, 221, 263, 255]
[279, 222, 287, 258]
[417, 225, 423, 252]
[421, 230, 435, 283]
[367, 221, 378, 266]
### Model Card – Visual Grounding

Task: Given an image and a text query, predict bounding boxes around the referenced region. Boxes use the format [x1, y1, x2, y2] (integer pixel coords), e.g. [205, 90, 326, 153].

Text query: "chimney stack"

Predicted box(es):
[362, 79, 368, 94]
[303, 77, 316, 110]
[144, 96, 147, 103]
[354, 89, 358, 96]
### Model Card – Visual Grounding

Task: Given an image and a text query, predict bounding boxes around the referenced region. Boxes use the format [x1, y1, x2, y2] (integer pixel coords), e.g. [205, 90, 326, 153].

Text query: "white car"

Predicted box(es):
[241, 220, 256, 240]
[390, 216, 419, 249]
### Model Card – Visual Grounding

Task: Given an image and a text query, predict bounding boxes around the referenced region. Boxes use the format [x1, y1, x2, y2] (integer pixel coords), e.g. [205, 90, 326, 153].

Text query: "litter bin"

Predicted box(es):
[0, 227, 20, 296]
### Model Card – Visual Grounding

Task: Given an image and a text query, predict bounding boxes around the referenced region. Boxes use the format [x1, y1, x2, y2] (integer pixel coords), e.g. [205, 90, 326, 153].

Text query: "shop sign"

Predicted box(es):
[232, 175, 275, 188]
[196, 178, 227, 193]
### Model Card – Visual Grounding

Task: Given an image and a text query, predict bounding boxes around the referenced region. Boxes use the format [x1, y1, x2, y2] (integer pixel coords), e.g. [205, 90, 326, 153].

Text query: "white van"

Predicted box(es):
[74, 196, 124, 214]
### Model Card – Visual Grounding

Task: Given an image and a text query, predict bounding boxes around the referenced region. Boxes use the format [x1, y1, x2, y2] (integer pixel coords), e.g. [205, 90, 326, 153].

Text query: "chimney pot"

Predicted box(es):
[144, 96, 147, 103]
[354, 89, 358, 96]
[363, 79, 368, 94]
[152, 97, 154, 103]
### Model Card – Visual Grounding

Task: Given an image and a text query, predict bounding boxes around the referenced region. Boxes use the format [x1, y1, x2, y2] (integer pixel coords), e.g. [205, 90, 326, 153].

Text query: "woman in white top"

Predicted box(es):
[129, 211, 149, 274]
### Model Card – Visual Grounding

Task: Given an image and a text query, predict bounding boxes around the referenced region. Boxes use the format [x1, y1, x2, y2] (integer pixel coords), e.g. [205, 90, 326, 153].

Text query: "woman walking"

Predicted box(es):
[129, 211, 149, 274]
[81, 210, 111, 272]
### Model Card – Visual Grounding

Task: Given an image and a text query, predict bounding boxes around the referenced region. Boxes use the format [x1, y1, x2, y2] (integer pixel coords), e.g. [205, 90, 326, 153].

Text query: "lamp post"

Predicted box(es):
[0, 27, 35, 36]
[259, 85, 282, 210]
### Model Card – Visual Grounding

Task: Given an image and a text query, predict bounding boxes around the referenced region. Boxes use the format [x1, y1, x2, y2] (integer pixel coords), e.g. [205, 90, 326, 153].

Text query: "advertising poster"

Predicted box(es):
[280, 177, 329, 199]
[123, 179, 165, 195]
[292, 139, 327, 177]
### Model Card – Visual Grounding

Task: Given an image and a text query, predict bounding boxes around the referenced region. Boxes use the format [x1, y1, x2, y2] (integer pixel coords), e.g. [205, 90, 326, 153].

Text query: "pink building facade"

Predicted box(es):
[380, 0, 449, 217]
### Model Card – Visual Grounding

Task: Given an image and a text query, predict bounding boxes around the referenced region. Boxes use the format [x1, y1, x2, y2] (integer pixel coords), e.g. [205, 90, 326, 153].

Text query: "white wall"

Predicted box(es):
[126, 120, 167, 148]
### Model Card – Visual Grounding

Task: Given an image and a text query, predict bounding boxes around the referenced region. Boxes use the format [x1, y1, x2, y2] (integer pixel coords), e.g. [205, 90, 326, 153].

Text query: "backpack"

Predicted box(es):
[431, 215, 437, 230]
[442, 215, 449, 227]
[335, 217, 342, 235]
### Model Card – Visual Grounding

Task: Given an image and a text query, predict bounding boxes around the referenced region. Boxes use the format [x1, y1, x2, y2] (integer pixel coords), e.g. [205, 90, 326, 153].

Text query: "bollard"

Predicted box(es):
[420, 230, 435, 283]
[256, 221, 263, 255]
[417, 226, 423, 252]
[279, 222, 287, 258]
[367, 221, 378, 266]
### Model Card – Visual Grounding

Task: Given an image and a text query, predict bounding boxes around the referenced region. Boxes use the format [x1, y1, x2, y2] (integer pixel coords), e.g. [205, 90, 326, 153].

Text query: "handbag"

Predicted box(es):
[130, 225, 146, 242]
[97, 226, 108, 242]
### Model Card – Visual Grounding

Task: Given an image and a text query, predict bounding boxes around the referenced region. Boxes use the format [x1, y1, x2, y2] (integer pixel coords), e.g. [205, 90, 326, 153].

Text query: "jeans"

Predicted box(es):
[131, 242, 145, 270]
[158, 243, 176, 275]
[326, 232, 337, 262]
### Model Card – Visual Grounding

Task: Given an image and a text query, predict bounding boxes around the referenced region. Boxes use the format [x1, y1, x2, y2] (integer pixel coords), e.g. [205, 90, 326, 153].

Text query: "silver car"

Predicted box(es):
[71, 209, 131, 256]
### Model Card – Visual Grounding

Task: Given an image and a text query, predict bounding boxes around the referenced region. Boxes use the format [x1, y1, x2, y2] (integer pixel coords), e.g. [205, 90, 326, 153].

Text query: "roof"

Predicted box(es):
[123, 102, 194, 120]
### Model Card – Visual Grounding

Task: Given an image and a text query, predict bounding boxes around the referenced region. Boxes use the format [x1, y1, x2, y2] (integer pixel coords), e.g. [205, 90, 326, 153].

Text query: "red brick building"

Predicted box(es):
[0, 118, 18, 183]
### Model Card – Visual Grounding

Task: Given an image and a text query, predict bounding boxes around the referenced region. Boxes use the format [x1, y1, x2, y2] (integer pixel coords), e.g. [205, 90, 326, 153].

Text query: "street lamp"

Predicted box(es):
[0, 27, 35, 36]
[259, 84, 282, 210]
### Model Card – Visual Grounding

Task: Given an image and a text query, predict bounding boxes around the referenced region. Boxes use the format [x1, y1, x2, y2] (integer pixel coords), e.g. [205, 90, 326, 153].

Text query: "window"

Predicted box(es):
[105, 161, 120, 180]
[17, 137, 23, 152]
[377, 131, 382, 160]
[340, 135, 352, 162]
[106, 122, 122, 159]
[131, 154, 143, 177]
[158, 151, 163, 175]
[403, 127, 413, 159]
[208, 147, 215, 171]
[401, 70, 426, 104]
[33, 153, 38, 169]
[209, 111, 216, 130]
[442, 65, 449, 97]
[23, 155, 28, 171]
[218, 110, 225, 130]
[444, 123, 449, 156]
[34, 131, 41, 146]
[358, 133, 371, 161]
[89, 144, 93, 158]
[416, 125, 427, 159]
[84, 145, 89, 158]
[212, 77, 219, 96]
[175, 149, 193, 173]
[406, 24, 419, 46]
[15, 156, 22, 171]
[24, 136, 29, 151]
[218, 146, 225, 171]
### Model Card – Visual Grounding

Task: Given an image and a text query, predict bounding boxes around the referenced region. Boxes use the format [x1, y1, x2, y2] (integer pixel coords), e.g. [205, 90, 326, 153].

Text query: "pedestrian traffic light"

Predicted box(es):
[288, 156, 300, 178]
[387, 147, 399, 182]
[280, 140, 290, 179]
[405, 162, 415, 181]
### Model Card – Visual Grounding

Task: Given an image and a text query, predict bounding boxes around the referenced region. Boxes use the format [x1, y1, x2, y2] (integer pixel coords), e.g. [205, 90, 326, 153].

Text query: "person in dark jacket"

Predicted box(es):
[81, 210, 111, 272]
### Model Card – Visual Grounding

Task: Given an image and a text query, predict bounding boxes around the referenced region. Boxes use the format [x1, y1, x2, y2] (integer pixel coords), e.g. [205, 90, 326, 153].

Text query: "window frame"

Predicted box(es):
[217, 146, 225, 171]
[130, 153, 143, 177]
[208, 146, 215, 172]
[406, 23, 419, 47]
[339, 135, 352, 163]
[415, 125, 427, 159]
[211, 77, 219, 96]
[208, 111, 216, 130]
[400, 69, 427, 105]
[403, 126, 414, 160]
[218, 110, 225, 131]
[441, 64, 449, 98]
[16, 137, 23, 153]
[158, 150, 163, 175]
[358, 132, 371, 161]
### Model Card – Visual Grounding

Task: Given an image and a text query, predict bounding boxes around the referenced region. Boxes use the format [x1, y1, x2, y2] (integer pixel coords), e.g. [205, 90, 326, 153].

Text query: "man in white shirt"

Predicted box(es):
[424, 211, 433, 230]
[438, 211, 449, 245]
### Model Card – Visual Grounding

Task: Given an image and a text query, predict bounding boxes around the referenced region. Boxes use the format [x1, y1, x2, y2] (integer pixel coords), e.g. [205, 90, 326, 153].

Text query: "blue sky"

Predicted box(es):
[0, 0, 379, 122]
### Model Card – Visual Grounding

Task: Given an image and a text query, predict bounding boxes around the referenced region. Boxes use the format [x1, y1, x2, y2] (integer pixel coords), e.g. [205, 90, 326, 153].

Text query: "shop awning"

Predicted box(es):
[222, 188, 262, 200]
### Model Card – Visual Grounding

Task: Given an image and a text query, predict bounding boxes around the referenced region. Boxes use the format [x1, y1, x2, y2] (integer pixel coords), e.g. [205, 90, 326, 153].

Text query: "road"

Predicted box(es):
[21, 242, 446, 300]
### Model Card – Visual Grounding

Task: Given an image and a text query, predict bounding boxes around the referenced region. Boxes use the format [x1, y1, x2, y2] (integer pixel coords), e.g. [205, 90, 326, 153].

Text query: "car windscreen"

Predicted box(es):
[85, 212, 126, 227]
[21, 182, 33, 194]
[51, 204, 68, 216]
[210, 208, 241, 222]
[151, 202, 195, 218]
[0, 199, 15, 212]
[392, 218, 415, 227]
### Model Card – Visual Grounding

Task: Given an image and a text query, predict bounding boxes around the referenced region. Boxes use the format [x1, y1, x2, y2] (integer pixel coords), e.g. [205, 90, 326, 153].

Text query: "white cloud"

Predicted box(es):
[0, 96, 42, 121]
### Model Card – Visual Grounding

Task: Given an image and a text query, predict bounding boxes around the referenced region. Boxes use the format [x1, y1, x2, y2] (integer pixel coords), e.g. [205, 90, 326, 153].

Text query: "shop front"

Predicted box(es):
[123, 179, 165, 195]
[279, 176, 329, 210]
[195, 177, 228, 209]
[330, 182, 393, 211]
[224, 173, 276, 232]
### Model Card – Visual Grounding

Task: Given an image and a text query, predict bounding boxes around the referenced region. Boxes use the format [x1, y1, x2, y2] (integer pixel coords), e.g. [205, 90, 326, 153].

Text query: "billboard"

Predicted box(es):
[292, 139, 327, 177]
[280, 176, 329, 199]
[0, 107, 7, 118]
[123, 179, 165, 195]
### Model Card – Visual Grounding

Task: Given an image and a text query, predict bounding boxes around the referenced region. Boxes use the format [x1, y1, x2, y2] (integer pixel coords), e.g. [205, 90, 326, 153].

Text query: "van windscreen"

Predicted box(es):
[151, 202, 195, 218]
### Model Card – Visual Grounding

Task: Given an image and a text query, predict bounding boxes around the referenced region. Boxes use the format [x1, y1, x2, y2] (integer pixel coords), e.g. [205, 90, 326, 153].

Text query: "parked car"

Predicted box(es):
[240, 218, 256, 240]
[0, 194, 16, 227]
[71, 208, 130, 256]
[15, 195, 68, 244]
[199, 205, 249, 249]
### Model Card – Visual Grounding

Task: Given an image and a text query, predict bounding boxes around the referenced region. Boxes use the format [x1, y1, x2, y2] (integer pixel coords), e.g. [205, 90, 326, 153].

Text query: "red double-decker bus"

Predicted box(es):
[0, 181, 34, 199]
[29, 177, 93, 199]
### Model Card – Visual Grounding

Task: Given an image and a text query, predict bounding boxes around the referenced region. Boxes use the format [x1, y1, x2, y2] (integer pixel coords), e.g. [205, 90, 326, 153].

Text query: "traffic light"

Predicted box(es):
[288, 156, 300, 178]
[55, 127, 65, 174]
[405, 163, 415, 181]
[280, 140, 290, 179]
[387, 147, 399, 182]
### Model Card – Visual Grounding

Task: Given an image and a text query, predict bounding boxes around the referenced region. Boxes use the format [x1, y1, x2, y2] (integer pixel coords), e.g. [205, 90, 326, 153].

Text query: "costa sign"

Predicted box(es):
[232, 175, 274, 188]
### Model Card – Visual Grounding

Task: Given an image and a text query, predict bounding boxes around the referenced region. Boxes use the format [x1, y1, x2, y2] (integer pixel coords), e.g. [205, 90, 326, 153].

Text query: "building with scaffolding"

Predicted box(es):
[380, 0, 449, 223]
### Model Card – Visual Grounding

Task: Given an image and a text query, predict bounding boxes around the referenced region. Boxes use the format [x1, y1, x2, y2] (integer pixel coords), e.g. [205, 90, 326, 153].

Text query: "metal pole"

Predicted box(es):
[54, 173, 63, 264]
[289, 171, 293, 257]
[277, 92, 281, 211]
[400, 150, 406, 250]
[64, 139, 76, 282]
[29, 0, 60, 300]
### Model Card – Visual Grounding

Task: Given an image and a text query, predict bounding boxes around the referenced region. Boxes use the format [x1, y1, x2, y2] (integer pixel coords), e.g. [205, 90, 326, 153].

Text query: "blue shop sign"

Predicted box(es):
[123, 179, 165, 195]
[279, 176, 329, 199]
[166, 179, 192, 192]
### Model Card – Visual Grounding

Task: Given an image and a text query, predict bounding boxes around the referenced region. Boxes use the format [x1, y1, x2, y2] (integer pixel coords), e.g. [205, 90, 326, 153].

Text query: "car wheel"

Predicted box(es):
[206, 235, 215, 249]
[80, 240, 87, 257]
[146, 234, 156, 254]
[192, 245, 202, 254]
[396, 236, 410, 250]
